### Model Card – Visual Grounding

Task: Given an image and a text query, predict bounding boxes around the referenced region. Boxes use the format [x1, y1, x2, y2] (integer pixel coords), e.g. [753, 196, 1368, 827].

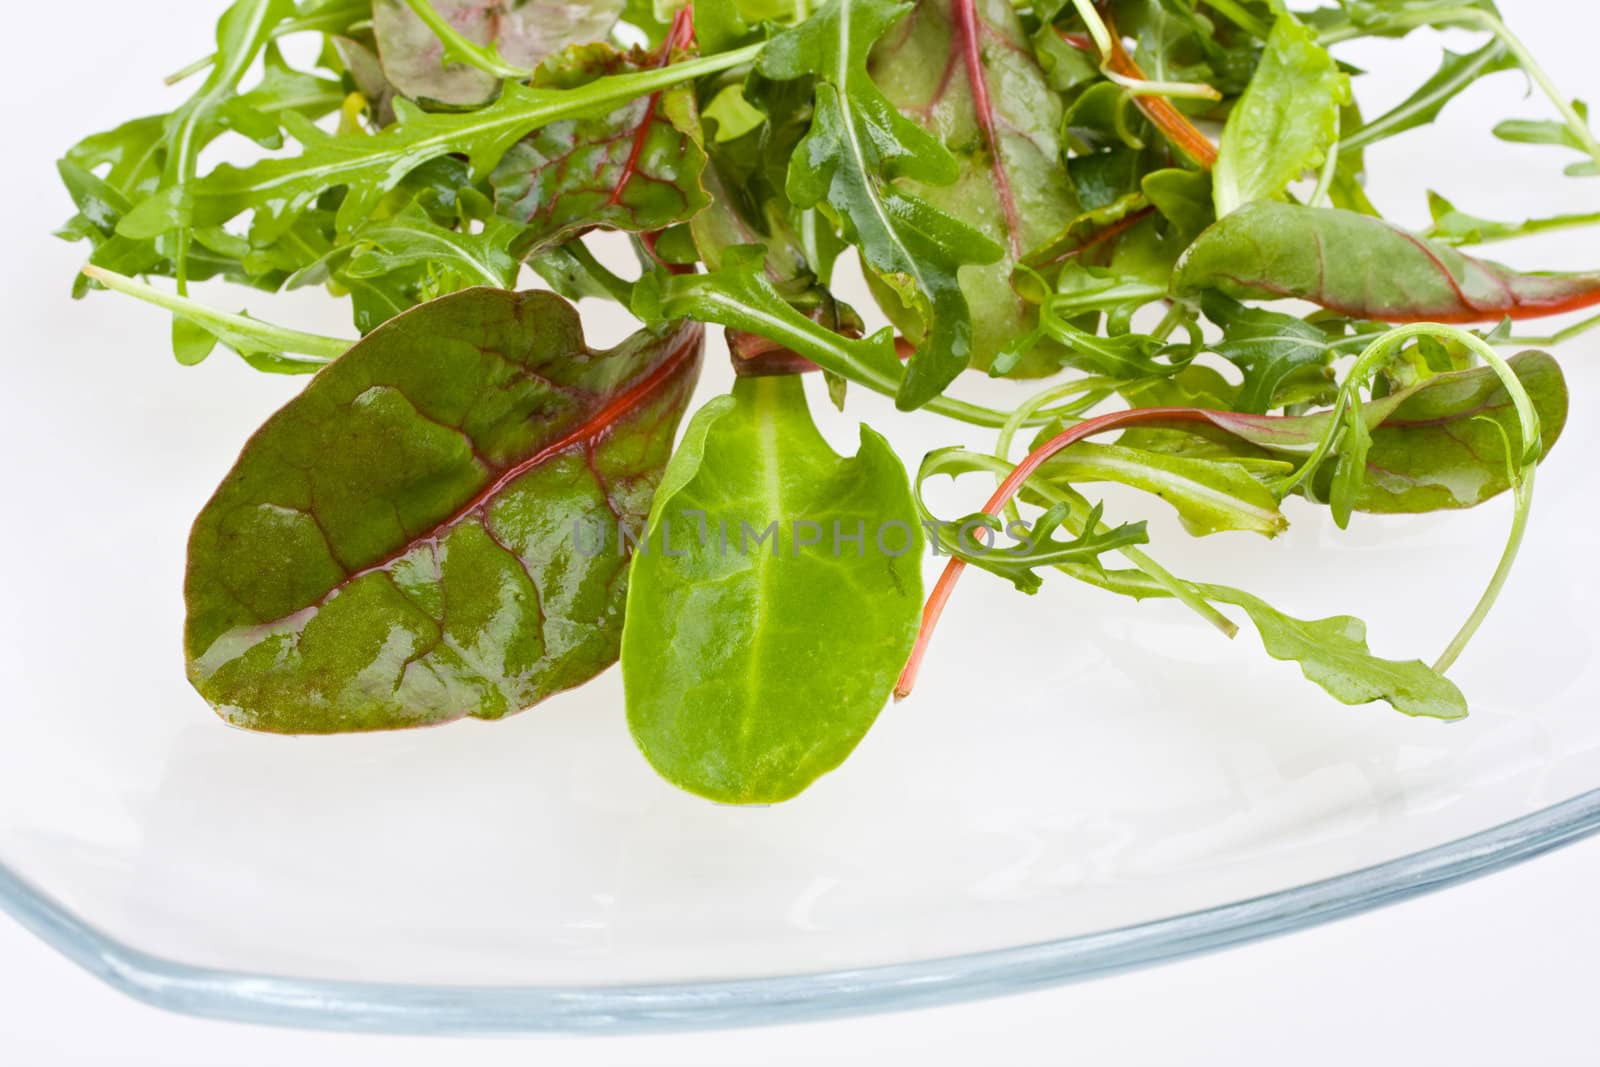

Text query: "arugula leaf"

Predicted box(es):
[757, 0, 1002, 408]
[866, 0, 1080, 376]
[1198, 586, 1468, 720]
[1213, 13, 1348, 216]
[185, 289, 704, 731]
[1199, 294, 1373, 413]
[1340, 39, 1514, 154]
[1424, 191, 1600, 247]
[622, 374, 923, 802]
[491, 43, 710, 254]
[1175, 201, 1600, 323]
[1495, 100, 1600, 177]
[371, 0, 626, 106]
[116, 45, 760, 245]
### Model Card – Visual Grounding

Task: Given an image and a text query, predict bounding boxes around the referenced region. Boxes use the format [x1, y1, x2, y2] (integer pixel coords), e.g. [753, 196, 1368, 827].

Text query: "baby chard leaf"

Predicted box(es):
[622, 374, 924, 803]
[1213, 13, 1348, 216]
[491, 43, 710, 255]
[1174, 201, 1600, 323]
[867, 0, 1080, 375]
[185, 288, 704, 732]
[371, 0, 626, 107]
[757, 0, 1003, 409]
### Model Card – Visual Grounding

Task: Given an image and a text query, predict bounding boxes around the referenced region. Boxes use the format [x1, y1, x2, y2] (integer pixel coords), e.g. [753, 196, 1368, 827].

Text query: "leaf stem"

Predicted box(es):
[1320, 7, 1600, 173]
[897, 406, 1235, 698]
[1276, 322, 1541, 673]
[81, 265, 351, 361]
[1202, 0, 1270, 39]
[990, 389, 1239, 637]
[163, 1, 369, 85]
[400, 0, 532, 80]
[1504, 309, 1600, 346]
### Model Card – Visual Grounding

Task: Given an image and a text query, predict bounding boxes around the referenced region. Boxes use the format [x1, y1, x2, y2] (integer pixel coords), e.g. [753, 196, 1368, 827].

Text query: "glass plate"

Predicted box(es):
[5, 0, 1600, 1035]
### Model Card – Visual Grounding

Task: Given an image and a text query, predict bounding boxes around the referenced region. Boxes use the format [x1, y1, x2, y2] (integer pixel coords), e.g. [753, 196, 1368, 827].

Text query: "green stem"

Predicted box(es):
[82, 265, 351, 361]
[1310, 111, 1341, 207]
[400, 0, 531, 80]
[1434, 470, 1533, 673]
[1068, 0, 1114, 56]
[1321, 7, 1600, 172]
[1202, 0, 1271, 39]
[164, 1, 369, 85]
[1505, 309, 1600, 346]
[1279, 322, 1541, 673]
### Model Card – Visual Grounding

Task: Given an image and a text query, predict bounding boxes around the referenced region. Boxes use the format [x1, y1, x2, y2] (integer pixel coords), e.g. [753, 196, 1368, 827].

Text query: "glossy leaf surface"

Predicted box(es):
[491, 43, 709, 253]
[1213, 14, 1347, 215]
[867, 0, 1079, 374]
[186, 288, 704, 732]
[622, 375, 924, 803]
[757, 0, 1002, 408]
[1175, 201, 1600, 323]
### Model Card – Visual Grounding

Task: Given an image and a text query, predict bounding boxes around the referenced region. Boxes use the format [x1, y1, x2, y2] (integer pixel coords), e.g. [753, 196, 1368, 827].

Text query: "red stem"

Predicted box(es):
[953, 0, 1025, 256]
[894, 406, 1221, 699]
[1066, 13, 1219, 170]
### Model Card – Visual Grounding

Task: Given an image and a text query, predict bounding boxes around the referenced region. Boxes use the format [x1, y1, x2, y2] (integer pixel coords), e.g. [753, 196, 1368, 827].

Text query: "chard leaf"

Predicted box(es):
[1213, 14, 1348, 216]
[757, 0, 1003, 409]
[1199, 586, 1468, 720]
[866, 0, 1079, 375]
[185, 288, 704, 732]
[1122, 351, 1567, 513]
[371, 0, 626, 106]
[622, 375, 924, 803]
[491, 43, 710, 254]
[1174, 201, 1600, 323]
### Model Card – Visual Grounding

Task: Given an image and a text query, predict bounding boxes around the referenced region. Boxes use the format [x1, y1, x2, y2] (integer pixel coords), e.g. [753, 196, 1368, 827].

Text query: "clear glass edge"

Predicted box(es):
[3, 786, 1599, 1035]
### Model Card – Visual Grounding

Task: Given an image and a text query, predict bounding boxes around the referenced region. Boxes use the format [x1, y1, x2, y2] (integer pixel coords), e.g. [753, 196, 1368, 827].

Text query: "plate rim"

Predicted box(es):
[4, 785, 1599, 1034]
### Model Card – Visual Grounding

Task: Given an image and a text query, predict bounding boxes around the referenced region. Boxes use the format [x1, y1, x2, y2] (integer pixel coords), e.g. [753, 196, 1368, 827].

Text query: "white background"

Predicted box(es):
[6, 0, 1600, 1061]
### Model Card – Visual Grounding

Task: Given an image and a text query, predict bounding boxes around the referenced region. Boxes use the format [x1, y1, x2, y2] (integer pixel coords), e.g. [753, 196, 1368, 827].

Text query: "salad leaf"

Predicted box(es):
[1198, 586, 1468, 720]
[116, 45, 760, 245]
[757, 0, 1003, 408]
[1423, 190, 1600, 247]
[1175, 201, 1600, 323]
[866, 0, 1079, 375]
[185, 289, 704, 731]
[1213, 13, 1348, 216]
[371, 0, 626, 106]
[491, 43, 710, 254]
[1340, 39, 1514, 154]
[622, 375, 923, 802]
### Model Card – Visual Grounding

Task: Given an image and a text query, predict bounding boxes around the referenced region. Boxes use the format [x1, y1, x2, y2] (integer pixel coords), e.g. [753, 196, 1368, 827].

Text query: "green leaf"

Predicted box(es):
[116, 45, 760, 245]
[1423, 190, 1600, 247]
[1351, 349, 1567, 513]
[1121, 351, 1567, 514]
[335, 200, 521, 291]
[1199, 294, 1359, 413]
[371, 0, 626, 106]
[491, 43, 710, 254]
[184, 288, 705, 732]
[622, 374, 924, 802]
[1213, 13, 1348, 216]
[1199, 586, 1468, 720]
[1174, 201, 1600, 323]
[1340, 39, 1514, 153]
[866, 0, 1080, 376]
[757, 0, 1003, 408]
[1034, 442, 1287, 538]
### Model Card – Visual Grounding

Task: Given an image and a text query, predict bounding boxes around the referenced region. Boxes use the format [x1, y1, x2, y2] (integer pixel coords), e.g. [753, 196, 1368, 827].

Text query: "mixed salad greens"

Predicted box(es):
[58, 0, 1600, 802]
